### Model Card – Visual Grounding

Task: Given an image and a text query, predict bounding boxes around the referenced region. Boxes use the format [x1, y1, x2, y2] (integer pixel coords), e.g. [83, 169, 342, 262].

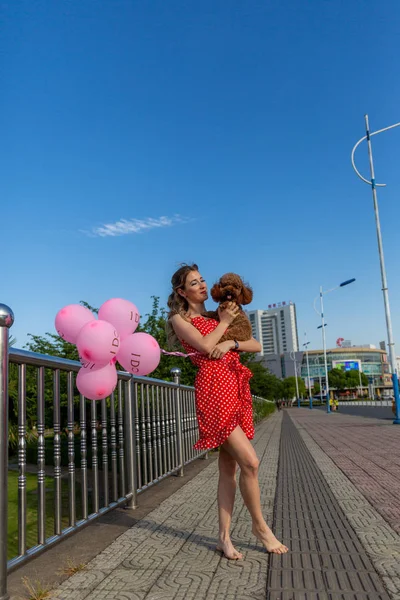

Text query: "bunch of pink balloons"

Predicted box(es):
[55, 299, 161, 400]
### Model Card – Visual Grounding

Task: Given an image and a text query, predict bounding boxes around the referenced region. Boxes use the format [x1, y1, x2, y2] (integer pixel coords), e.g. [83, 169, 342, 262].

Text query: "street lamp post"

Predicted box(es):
[351, 115, 400, 424]
[358, 365, 363, 399]
[313, 356, 322, 404]
[303, 337, 313, 410]
[290, 351, 300, 408]
[314, 279, 356, 413]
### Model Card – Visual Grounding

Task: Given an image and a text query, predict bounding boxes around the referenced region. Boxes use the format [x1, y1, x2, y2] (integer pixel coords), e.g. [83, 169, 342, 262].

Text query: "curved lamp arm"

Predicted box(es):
[351, 121, 400, 187]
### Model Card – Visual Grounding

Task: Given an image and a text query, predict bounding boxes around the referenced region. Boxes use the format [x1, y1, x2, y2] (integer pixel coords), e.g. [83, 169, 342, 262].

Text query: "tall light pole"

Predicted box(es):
[351, 115, 400, 424]
[290, 351, 300, 408]
[314, 279, 356, 413]
[303, 337, 313, 410]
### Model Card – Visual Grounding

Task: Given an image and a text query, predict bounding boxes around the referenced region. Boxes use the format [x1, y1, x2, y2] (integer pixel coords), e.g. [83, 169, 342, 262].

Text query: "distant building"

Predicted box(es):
[300, 347, 391, 397]
[247, 302, 299, 356]
[259, 347, 392, 397]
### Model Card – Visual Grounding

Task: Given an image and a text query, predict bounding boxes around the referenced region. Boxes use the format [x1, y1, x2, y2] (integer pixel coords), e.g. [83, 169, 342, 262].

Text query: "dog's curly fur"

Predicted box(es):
[204, 273, 253, 342]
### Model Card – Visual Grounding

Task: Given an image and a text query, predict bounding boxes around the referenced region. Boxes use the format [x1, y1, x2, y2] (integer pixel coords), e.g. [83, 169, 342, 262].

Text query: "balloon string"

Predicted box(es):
[161, 349, 199, 358]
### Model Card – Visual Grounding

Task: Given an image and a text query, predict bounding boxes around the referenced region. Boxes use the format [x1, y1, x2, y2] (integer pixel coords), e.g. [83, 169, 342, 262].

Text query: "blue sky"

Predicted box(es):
[2, 0, 400, 353]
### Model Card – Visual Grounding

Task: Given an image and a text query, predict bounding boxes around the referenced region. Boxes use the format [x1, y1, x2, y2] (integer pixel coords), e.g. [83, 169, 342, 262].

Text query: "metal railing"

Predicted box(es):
[0, 305, 209, 600]
[0, 304, 274, 600]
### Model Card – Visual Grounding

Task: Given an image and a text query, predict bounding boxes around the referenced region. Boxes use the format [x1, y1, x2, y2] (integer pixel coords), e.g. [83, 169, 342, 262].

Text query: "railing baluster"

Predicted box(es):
[171, 387, 176, 470]
[140, 383, 147, 485]
[101, 398, 109, 507]
[18, 364, 27, 555]
[53, 369, 62, 535]
[80, 393, 88, 520]
[67, 372, 76, 527]
[37, 367, 46, 544]
[190, 390, 196, 460]
[146, 385, 153, 483]
[164, 387, 171, 472]
[91, 400, 99, 513]
[110, 390, 118, 502]
[124, 379, 137, 509]
[133, 380, 141, 490]
[0, 304, 13, 600]
[117, 380, 126, 498]
[151, 386, 158, 480]
[171, 369, 183, 476]
[156, 387, 162, 479]
[160, 387, 167, 475]
[183, 389, 189, 463]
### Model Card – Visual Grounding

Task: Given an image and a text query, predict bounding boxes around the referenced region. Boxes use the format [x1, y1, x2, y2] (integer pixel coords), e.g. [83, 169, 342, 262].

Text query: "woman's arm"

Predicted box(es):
[236, 337, 261, 353]
[208, 337, 262, 359]
[170, 305, 240, 354]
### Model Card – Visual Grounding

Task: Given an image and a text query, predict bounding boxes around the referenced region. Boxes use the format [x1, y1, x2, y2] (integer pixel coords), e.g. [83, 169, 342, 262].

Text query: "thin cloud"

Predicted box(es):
[86, 215, 192, 238]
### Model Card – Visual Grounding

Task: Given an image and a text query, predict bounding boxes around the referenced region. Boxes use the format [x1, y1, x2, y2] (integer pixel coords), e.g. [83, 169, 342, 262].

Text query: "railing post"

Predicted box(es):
[0, 304, 14, 600]
[171, 368, 184, 477]
[124, 378, 137, 508]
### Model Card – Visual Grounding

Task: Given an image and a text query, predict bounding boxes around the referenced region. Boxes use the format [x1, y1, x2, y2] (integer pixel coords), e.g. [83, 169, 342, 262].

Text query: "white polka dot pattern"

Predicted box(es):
[180, 316, 254, 450]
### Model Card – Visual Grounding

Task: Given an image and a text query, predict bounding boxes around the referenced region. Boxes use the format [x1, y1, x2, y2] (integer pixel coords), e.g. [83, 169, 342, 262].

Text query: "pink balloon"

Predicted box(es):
[76, 362, 118, 400]
[55, 304, 95, 344]
[76, 320, 120, 366]
[98, 298, 140, 340]
[117, 332, 161, 376]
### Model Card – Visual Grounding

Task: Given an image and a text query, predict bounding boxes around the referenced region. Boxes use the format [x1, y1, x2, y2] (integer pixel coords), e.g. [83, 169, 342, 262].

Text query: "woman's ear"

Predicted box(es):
[177, 288, 186, 298]
[239, 285, 253, 305]
[210, 283, 223, 302]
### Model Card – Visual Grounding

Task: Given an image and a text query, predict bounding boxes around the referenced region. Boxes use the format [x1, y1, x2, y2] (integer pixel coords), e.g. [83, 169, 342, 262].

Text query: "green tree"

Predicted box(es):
[328, 368, 347, 391]
[282, 376, 306, 399]
[345, 369, 368, 390]
[245, 358, 282, 399]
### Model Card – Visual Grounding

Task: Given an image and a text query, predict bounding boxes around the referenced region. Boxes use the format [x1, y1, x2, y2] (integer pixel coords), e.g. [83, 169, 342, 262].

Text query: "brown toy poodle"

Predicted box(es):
[204, 273, 253, 342]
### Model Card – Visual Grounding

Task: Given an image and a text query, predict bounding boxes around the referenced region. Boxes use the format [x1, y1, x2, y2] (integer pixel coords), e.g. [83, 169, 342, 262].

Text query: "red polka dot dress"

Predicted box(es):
[180, 316, 254, 450]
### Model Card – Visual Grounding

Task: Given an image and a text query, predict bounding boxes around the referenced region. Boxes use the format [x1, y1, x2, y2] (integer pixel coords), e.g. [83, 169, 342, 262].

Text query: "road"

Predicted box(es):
[315, 404, 394, 420]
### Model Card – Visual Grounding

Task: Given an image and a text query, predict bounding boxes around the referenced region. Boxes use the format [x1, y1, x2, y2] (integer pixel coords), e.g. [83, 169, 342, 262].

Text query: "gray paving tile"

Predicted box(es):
[266, 413, 390, 600]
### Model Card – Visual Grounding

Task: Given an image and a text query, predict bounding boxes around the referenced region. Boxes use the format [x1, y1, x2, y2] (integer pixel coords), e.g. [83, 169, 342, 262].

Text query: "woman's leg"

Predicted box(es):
[216, 446, 243, 559]
[222, 426, 288, 554]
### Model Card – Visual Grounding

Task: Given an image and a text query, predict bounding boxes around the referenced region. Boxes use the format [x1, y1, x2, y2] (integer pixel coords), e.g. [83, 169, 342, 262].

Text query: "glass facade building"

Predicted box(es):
[300, 347, 391, 391]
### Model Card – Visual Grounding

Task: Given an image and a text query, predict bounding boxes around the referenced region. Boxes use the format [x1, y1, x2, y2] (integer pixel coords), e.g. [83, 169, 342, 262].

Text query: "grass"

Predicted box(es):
[21, 576, 51, 600]
[7, 471, 83, 561]
[58, 556, 87, 576]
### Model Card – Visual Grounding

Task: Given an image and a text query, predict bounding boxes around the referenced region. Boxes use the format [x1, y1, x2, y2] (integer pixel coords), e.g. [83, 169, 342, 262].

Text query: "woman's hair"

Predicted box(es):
[166, 263, 199, 349]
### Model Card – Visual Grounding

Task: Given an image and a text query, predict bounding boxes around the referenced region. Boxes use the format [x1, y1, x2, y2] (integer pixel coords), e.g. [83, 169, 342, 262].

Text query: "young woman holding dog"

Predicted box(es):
[167, 264, 288, 560]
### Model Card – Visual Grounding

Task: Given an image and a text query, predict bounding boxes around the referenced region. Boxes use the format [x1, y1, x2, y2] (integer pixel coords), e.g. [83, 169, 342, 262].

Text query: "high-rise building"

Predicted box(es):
[247, 302, 299, 356]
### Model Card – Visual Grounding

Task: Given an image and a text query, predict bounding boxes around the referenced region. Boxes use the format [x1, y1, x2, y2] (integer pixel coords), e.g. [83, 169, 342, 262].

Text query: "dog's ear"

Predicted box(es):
[210, 283, 223, 302]
[239, 285, 253, 305]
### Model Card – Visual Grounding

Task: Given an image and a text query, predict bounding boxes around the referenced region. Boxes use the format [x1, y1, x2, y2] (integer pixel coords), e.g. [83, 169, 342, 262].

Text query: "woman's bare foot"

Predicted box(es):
[252, 525, 289, 554]
[216, 538, 243, 560]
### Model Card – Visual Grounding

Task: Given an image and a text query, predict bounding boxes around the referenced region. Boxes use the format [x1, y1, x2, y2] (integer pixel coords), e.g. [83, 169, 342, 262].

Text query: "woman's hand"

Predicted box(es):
[209, 340, 235, 360]
[218, 302, 240, 326]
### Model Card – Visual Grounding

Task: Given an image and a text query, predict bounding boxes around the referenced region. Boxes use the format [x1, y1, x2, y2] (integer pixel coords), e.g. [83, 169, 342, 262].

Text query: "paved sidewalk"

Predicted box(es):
[51, 414, 282, 600]
[47, 409, 400, 600]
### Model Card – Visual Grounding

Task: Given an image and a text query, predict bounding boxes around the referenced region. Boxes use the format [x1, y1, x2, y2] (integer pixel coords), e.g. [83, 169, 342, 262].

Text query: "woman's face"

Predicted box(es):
[181, 270, 208, 303]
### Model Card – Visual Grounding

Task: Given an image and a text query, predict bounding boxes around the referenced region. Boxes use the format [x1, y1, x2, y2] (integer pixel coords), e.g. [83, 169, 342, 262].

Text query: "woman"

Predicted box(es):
[167, 264, 288, 559]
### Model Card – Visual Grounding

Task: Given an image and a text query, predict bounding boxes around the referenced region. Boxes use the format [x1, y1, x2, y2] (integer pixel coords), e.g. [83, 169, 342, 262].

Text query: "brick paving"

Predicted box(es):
[50, 414, 282, 600]
[291, 409, 400, 600]
[291, 410, 400, 535]
[44, 409, 400, 600]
